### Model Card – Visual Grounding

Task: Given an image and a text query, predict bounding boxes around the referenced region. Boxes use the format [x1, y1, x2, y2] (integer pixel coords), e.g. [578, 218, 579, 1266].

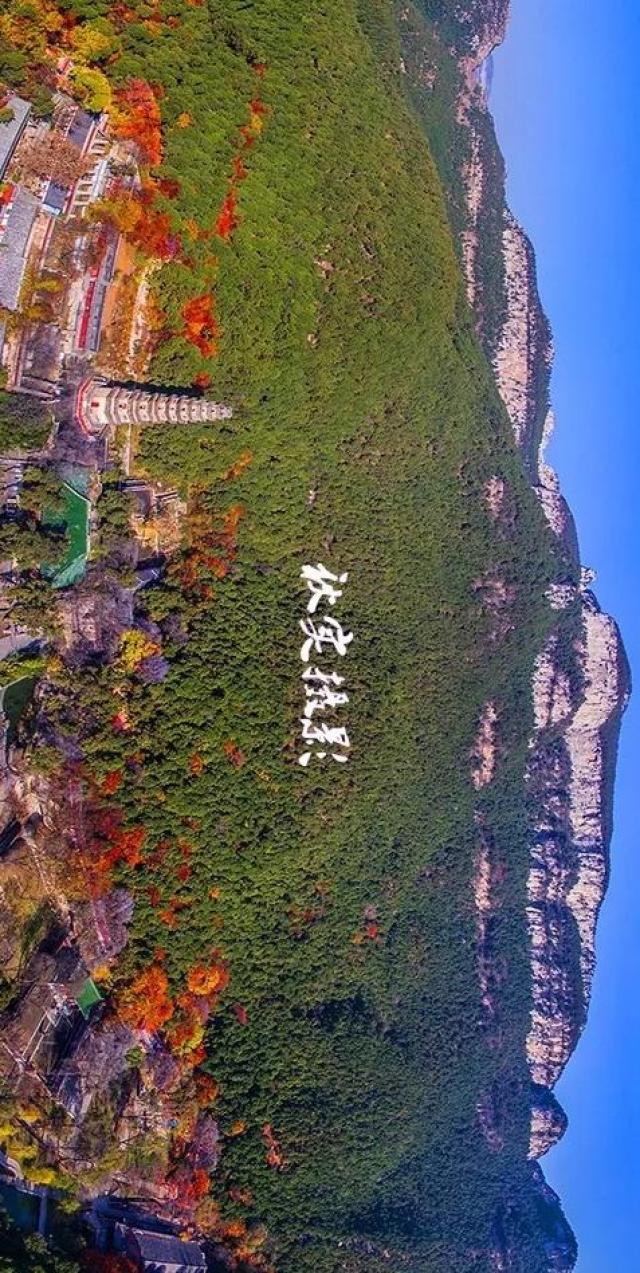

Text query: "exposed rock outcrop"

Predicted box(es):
[493, 212, 553, 458]
[529, 1084, 568, 1159]
[447, 1, 511, 62]
[418, 0, 631, 1223]
[470, 699, 500, 789]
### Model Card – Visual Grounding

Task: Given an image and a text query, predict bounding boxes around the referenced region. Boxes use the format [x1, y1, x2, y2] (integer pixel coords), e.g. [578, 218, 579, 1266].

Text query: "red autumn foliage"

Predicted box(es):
[83, 1254, 139, 1273]
[100, 769, 123, 796]
[190, 1042, 207, 1066]
[111, 710, 131, 733]
[100, 186, 180, 261]
[262, 1123, 286, 1169]
[223, 1218, 248, 1240]
[223, 739, 246, 768]
[118, 964, 174, 1033]
[232, 155, 248, 183]
[114, 78, 163, 166]
[233, 1003, 249, 1026]
[190, 752, 205, 776]
[194, 370, 212, 389]
[159, 894, 192, 929]
[156, 176, 181, 198]
[90, 806, 122, 840]
[110, 825, 146, 867]
[134, 203, 179, 259]
[195, 1073, 220, 1105]
[174, 501, 244, 598]
[172, 1165, 209, 1206]
[238, 125, 256, 150]
[253, 62, 267, 78]
[215, 188, 239, 241]
[148, 884, 162, 907]
[165, 1004, 204, 1055]
[177, 863, 192, 882]
[182, 292, 220, 357]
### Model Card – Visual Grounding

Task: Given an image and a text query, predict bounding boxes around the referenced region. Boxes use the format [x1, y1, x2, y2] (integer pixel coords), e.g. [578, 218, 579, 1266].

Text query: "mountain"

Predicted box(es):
[0, 3, 628, 1271]
[399, 0, 630, 1182]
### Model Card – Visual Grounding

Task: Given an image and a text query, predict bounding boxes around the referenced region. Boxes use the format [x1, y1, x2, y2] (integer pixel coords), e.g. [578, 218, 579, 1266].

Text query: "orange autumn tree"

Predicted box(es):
[182, 293, 220, 357]
[223, 738, 246, 768]
[100, 768, 122, 796]
[165, 993, 207, 1061]
[221, 450, 253, 481]
[95, 186, 180, 261]
[113, 78, 163, 167]
[187, 956, 230, 1000]
[215, 188, 239, 241]
[118, 963, 174, 1033]
[173, 500, 245, 596]
[109, 825, 146, 867]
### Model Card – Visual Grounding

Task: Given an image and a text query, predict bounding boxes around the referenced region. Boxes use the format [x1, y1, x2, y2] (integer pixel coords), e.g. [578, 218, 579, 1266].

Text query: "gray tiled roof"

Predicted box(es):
[0, 95, 31, 178]
[116, 1223, 206, 1270]
[0, 186, 39, 310]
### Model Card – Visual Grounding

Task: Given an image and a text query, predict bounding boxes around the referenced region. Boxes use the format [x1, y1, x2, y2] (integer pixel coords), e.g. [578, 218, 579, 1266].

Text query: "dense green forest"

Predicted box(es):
[0, 2, 576, 1270]
[0, 393, 53, 453]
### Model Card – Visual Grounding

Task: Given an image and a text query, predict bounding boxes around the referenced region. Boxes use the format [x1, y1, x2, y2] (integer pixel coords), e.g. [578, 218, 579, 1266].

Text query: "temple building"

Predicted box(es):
[75, 377, 232, 436]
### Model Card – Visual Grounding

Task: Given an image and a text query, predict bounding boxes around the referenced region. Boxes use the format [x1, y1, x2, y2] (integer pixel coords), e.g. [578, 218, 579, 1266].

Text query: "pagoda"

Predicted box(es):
[75, 377, 232, 437]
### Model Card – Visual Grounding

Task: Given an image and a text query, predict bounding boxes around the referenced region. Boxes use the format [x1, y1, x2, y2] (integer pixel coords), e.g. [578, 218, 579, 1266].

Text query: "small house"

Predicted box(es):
[114, 1222, 207, 1272]
[0, 95, 32, 180]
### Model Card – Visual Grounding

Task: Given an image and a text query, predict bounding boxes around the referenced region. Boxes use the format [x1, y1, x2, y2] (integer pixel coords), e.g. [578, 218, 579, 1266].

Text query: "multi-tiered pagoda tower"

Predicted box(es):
[75, 377, 232, 437]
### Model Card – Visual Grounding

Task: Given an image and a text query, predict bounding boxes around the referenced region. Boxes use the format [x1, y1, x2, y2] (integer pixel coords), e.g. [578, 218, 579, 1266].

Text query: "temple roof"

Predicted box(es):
[0, 95, 31, 178]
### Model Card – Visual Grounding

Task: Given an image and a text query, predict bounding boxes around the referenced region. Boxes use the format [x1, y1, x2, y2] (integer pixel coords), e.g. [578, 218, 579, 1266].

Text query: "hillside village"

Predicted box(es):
[0, 83, 230, 1272]
[0, 81, 232, 654]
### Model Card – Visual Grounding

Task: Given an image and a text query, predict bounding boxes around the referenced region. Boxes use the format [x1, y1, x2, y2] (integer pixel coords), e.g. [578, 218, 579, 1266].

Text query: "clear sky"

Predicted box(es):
[490, 2, 640, 1268]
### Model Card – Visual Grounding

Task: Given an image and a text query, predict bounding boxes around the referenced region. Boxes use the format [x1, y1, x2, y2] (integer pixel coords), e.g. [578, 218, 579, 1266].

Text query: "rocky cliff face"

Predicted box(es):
[444, 2, 510, 59]
[527, 578, 629, 1092]
[455, 13, 554, 473]
[410, 0, 630, 1205]
[449, 0, 629, 1146]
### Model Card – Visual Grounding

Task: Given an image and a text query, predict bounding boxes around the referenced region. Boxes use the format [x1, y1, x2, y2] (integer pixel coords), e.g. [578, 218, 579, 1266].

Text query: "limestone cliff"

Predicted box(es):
[402, 0, 630, 1204]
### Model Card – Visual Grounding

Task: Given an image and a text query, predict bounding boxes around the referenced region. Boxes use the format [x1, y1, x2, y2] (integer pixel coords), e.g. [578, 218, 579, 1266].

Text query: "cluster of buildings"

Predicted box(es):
[0, 91, 115, 392]
[0, 86, 233, 643]
[0, 90, 232, 435]
[0, 70, 233, 1273]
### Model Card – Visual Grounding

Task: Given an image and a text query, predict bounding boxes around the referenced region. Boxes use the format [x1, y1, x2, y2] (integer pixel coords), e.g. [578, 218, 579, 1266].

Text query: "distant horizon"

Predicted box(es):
[492, 1, 640, 1268]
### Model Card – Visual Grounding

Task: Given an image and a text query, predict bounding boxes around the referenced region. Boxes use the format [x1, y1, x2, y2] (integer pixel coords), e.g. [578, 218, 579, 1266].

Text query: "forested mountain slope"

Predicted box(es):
[0, 2, 626, 1271]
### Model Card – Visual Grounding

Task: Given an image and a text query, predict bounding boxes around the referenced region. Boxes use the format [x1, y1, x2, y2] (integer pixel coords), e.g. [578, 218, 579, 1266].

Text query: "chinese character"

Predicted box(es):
[303, 683, 350, 718]
[301, 562, 348, 614]
[302, 665, 346, 687]
[298, 750, 349, 767]
[299, 615, 354, 662]
[300, 719, 351, 750]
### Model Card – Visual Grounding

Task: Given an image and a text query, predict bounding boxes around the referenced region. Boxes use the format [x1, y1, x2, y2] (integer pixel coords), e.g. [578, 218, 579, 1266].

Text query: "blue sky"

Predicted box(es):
[491, 2, 640, 1268]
